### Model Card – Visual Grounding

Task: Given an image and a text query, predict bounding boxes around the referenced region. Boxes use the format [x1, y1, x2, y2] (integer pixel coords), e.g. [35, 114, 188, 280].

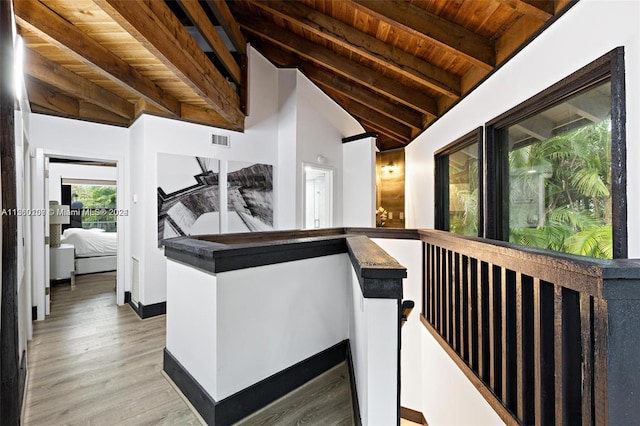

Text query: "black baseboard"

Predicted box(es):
[125, 291, 166, 319]
[164, 340, 349, 425]
[401, 406, 429, 426]
[31, 306, 37, 320]
[346, 341, 362, 426]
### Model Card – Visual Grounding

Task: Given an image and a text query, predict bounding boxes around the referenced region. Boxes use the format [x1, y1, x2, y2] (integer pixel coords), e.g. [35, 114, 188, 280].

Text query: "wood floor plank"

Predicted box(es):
[25, 271, 355, 426]
[23, 272, 201, 425]
[234, 362, 354, 426]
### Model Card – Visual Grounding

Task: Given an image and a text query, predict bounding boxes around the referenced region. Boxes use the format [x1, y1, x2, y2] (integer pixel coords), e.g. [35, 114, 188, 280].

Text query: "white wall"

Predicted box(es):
[343, 136, 376, 227]
[132, 47, 363, 305]
[166, 254, 350, 401]
[374, 238, 423, 412]
[215, 254, 350, 399]
[24, 48, 364, 311]
[295, 72, 364, 227]
[27, 114, 130, 305]
[347, 267, 399, 426]
[404, 1, 640, 423]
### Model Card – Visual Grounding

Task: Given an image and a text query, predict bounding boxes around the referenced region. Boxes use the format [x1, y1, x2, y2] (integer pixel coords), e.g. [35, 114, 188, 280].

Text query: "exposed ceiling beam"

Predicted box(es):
[359, 118, 409, 146]
[249, 40, 425, 132]
[14, 0, 181, 117]
[176, 0, 241, 84]
[248, 0, 460, 99]
[180, 103, 238, 129]
[79, 101, 132, 126]
[94, 0, 244, 129]
[237, 14, 438, 117]
[495, 0, 554, 20]
[27, 77, 130, 126]
[307, 66, 424, 131]
[324, 87, 412, 143]
[351, 0, 495, 70]
[26, 76, 78, 116]
[204, 0, 247, 55]
[24, 48, 134, 120]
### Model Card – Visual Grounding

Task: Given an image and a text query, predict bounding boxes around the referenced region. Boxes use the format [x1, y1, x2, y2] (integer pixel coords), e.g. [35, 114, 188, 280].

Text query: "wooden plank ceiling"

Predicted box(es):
[14, 0, 575, 151]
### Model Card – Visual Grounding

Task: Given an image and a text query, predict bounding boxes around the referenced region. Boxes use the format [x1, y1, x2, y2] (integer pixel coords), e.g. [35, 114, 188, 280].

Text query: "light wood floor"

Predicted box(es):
[23, 272, 385, 426]
[234, 362, 354, 426]
[23, 272, 201, 426]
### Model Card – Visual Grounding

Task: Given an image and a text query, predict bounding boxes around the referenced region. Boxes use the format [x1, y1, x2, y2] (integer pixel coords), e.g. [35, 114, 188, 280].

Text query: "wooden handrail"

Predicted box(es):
[419, 229, 640, 425]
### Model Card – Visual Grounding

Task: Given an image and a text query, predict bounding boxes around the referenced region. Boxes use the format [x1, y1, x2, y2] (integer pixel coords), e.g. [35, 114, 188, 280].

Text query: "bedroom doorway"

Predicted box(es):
[31, 152, 125, 321]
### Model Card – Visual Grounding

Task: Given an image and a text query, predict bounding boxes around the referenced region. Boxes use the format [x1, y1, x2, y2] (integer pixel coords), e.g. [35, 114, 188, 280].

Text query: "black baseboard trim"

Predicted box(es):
[164, 340, 349, 425]
[126, 292, 166, 319]
[164, 349, 216, 421]
[401, 406, 429, 426]
[346, 341, 362, 426]
[138, 301, 166, 318]
[31, 306, 37, 320]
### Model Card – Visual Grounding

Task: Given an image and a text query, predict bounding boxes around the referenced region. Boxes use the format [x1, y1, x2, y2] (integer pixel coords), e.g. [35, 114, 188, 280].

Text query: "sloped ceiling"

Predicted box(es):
[14, 0, 576, 151]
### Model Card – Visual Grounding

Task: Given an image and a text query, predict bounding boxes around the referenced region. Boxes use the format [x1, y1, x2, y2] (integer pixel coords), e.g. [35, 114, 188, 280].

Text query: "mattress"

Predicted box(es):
[61, 228, 117, 257]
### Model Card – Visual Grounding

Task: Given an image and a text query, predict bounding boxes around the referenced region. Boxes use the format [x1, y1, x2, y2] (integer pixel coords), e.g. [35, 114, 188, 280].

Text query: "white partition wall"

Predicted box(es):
[342, 135, 376, 227]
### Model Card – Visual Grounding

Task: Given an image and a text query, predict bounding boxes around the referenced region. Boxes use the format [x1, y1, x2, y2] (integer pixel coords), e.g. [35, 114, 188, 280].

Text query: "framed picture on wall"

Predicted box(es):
[227, 161, 273, 233]
[157, 154, 220, 246]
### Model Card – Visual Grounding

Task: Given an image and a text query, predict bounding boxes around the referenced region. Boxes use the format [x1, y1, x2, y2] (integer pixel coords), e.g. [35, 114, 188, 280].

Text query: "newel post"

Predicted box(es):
[601, 259, 640, 425]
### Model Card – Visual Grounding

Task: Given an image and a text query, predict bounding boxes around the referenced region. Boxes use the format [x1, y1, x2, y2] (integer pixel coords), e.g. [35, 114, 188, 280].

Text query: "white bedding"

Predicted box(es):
[61, 228, 117, 257]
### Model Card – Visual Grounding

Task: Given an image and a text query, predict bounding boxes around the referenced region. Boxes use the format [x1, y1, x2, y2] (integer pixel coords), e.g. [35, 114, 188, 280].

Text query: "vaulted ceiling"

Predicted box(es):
[14, 0, 576, 151]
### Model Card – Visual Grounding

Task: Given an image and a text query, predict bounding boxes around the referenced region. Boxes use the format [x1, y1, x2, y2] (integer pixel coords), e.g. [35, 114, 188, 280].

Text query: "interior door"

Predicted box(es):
[303, 165, 334, 229]
[44, 156, 50, 314]
[30, 148, 47, 319]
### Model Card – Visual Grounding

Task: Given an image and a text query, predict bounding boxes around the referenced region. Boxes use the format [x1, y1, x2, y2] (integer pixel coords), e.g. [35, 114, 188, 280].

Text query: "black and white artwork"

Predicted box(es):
[227, 161, 273, 233]
[157, 154, 220, 246]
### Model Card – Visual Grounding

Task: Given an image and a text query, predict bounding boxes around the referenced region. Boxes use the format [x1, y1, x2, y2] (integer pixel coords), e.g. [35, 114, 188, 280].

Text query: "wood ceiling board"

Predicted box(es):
[24, 48, 134, 119]
[94, 0, 243, 128]
[324, 87, 413, 141]
[39, 0, 114, 23]
[248, 0, 460, 98]
[299, 64, 424, 130]
[237, 13, 438, 116]
[351, 0, 495, 70]
[14, 0, 182, 116]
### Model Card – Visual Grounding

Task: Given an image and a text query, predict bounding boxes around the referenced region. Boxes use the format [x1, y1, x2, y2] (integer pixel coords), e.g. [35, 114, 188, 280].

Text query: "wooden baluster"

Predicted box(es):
[593, 298, 608, 425]
[580, 295, 594, 426]
[488, 263, 496, 391]
[554, 285, 564, 424]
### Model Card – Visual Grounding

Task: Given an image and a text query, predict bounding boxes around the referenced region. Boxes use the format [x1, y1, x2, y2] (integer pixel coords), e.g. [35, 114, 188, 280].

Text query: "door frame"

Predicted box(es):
[302, 162, 335, 230]
[33, 149, 127, 307]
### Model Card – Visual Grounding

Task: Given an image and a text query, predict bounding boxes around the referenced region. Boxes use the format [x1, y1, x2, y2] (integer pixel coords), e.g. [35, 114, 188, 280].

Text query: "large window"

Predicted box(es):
[66, 182, 117, 232]
[507, 82, 612, 258]
[435, 128, 482, 236]
[486, 47, 626, 259]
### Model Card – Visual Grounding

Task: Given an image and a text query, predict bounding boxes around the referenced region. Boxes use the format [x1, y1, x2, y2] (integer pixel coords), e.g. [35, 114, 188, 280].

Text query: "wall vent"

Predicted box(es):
[211, 134, 230, 148]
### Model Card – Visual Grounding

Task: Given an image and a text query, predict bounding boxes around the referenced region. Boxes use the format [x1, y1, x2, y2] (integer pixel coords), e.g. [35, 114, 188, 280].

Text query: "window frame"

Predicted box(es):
[485, 47, 627, 258]
[434, 127, 484, 236]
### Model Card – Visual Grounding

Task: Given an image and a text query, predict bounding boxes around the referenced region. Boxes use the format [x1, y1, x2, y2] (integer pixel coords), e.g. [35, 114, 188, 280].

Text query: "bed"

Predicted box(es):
[60, 228, 117, 275]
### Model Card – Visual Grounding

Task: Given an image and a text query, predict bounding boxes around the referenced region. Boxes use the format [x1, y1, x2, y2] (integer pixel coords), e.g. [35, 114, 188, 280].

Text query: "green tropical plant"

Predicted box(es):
[508, 120, 612, 258]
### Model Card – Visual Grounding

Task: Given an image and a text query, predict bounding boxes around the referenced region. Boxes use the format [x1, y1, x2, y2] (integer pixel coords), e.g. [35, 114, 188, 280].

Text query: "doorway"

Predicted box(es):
[303, 164, 334, 229]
